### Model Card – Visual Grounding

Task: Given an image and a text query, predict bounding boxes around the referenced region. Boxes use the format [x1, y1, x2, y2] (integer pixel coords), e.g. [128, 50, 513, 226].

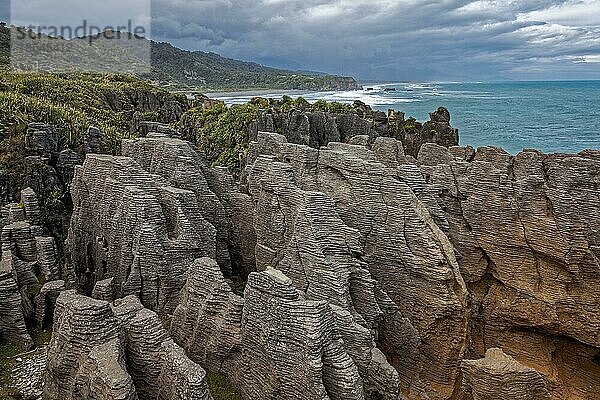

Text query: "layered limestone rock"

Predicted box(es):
[172, 258, 369, 400]
[0, 187, 61, 348]
[461, 348, 550, 400]
[209, 167, 256, 278]
[68, 153, 217, 313]
[92, 277, 116, 302]
[0, 251, 33, 349]
[247, 154, 401, 398]
[43, 290, 213, 400]
[170, 258, 243, 375]
[34, 279, 66, 329]
[24, 123, 59, 158]
[47, 124, 599, 400]
[247, 132, 468, 399]
[251, 105, 459, 158]
[417, 143, 600, 399]
[121, 133, 231, 273]
[44, 291, 124, 399]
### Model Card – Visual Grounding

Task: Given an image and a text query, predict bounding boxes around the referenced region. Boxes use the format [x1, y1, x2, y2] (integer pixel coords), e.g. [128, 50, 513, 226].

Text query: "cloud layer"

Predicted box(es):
[149, 0, 600, 81]
[9, 0, 600, 81]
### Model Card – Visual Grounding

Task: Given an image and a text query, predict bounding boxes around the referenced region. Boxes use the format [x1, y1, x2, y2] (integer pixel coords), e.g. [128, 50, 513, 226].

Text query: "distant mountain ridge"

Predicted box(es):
[0, 24, 360, 91]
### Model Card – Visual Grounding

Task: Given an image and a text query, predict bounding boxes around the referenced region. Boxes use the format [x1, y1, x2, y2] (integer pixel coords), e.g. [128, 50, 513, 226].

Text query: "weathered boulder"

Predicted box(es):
[56, 149, 83, 184]
[461, 348, 550, 400]
[92, 277, 116, 302]
[25, 123, 59, 158]
[83, 126, 103, 155]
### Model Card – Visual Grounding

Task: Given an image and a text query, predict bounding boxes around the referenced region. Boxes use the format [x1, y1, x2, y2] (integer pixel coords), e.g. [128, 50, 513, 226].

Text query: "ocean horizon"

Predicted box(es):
[216, 80, 600, 155]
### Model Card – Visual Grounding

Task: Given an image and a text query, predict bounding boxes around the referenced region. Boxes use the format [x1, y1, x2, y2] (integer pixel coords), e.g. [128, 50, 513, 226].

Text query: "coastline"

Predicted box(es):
[205, 88, 341, 98]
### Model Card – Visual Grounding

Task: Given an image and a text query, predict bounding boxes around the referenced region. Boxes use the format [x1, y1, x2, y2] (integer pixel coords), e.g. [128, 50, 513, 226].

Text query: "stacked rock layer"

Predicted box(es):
[54, 130, 600, 400]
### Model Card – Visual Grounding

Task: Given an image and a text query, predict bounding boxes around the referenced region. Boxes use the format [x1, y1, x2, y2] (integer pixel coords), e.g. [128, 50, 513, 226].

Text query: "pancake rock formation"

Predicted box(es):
[43, 290, 213, 400]
[50, 126, 599, 400]
[251, 105, 459, 158]
[68, 150, 217, 313]
[0, 187, 62, 349]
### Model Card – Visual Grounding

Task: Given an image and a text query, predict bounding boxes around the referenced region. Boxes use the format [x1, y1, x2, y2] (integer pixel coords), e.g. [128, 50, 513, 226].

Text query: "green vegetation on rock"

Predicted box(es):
[206, 372, 243, 400]
[0, 72, 188, 201]
[178, 95, 360, 174]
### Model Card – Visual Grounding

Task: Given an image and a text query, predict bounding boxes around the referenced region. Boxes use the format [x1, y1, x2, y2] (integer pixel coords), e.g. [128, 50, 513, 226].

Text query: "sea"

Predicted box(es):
[215, 80, 600, 155]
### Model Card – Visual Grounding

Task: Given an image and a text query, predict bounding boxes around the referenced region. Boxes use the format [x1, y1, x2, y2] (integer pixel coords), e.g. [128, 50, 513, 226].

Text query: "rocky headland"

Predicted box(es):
[0, 95, 598, 400]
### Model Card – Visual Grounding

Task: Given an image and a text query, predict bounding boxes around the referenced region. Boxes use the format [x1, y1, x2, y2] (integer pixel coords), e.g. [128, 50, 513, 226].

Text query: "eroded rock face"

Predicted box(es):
[0, 188, 61, 349]
[0, 251, 33, 349]
[247, 133, 468, 399]
[461, 348, 550, 400]
[53, 126, 599, 400]
[68, 152, 217, 313]
[43, 290, 213, 400]
[25, 123, 59, 158]
[171, 258, 368, 400]
[251, 105, 459, 158]
[418, 143, 600, 399]
[121, 134, 231, 273]
[247, 153, 401, 398]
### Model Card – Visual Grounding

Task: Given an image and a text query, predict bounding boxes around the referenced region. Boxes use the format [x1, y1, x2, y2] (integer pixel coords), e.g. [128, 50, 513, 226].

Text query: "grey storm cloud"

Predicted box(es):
[8, 0, 600, 80]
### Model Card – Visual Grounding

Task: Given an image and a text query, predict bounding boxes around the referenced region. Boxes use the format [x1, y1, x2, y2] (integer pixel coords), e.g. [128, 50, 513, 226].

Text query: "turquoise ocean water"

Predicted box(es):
[217, 81, 600, 154]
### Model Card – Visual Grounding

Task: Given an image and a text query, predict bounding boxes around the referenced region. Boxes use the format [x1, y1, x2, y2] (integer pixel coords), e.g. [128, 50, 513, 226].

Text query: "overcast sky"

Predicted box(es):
[149, 0, 600, 81]
[7, 0, 600, 81]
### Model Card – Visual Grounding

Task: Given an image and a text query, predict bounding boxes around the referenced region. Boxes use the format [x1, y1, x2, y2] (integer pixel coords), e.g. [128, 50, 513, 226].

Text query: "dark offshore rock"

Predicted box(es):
[25, 123, 59, 158]
[68, 153, 217, 313]
[403, 109, 458, 159]
[252, 104, 459, 158]
[418, 143, 600, 399]
[461, 348, 550, 400]
[172, 258, 367, 400]
[44, 291, 213, 400]
[247, 154, 401, 398]
[121, 133, 231, 274]
[247, 133, 468, 399]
